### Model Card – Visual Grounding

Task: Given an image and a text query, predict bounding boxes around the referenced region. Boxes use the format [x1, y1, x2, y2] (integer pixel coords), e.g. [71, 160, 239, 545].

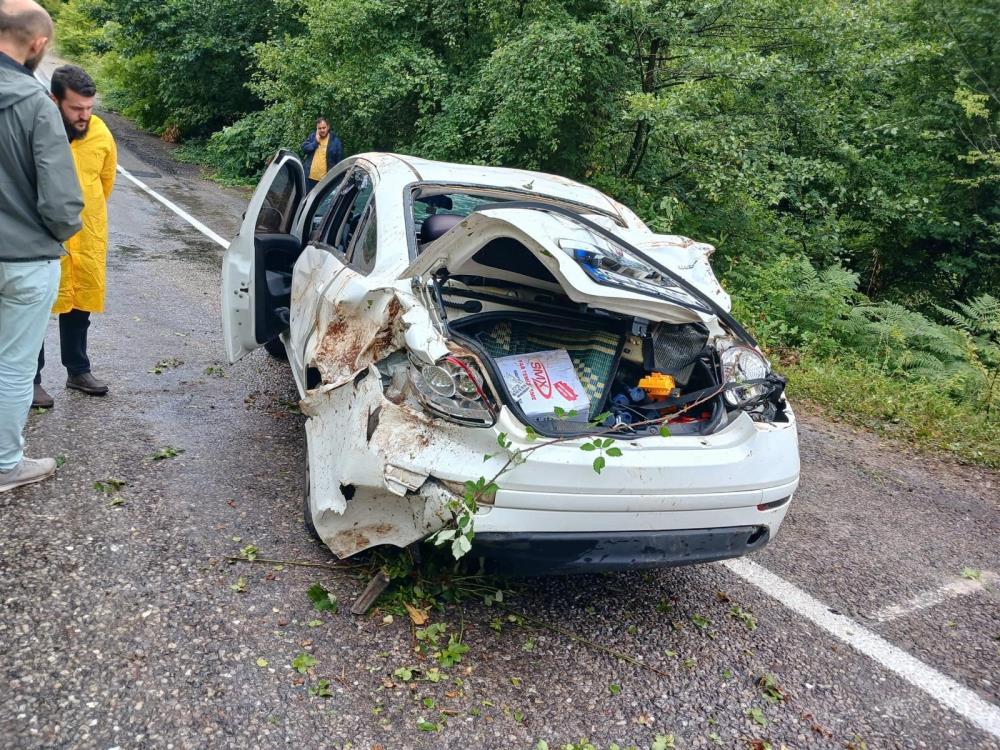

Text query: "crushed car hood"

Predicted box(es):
[400, 207, 730, 325]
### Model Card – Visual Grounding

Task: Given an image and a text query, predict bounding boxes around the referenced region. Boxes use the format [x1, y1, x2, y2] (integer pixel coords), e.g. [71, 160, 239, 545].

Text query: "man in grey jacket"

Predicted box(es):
[0, 0, 84, 492]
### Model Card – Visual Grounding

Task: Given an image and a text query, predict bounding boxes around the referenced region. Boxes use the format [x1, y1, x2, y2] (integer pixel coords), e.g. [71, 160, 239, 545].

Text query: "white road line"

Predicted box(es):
[723, 558, 1000, 740]
[116, 165, 229, 248]
[872, 572, 996, 623]
[109, 171, 1000, 738]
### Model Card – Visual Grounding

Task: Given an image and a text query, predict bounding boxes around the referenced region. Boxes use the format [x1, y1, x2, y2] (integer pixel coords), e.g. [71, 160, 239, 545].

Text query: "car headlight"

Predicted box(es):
[719, 344, 770, 406]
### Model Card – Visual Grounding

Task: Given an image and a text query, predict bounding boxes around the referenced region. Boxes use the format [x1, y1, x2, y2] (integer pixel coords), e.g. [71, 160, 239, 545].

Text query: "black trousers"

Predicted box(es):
[36, 309, 91, 382]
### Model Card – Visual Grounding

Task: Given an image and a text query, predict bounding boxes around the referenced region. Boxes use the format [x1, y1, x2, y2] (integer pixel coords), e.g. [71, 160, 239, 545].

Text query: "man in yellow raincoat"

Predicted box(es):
[33, 65, 116, 407]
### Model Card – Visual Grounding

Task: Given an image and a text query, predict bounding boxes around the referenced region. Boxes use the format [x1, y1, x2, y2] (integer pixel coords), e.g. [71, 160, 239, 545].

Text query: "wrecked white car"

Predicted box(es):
[222, 151, 800, 573]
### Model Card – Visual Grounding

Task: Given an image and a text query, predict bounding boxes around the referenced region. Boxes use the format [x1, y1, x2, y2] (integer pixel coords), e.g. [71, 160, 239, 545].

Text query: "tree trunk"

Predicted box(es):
[622, 37, 661, 178]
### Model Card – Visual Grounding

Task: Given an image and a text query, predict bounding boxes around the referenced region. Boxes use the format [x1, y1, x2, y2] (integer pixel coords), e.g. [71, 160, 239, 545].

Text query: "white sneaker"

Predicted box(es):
[0, 457, 57, 492]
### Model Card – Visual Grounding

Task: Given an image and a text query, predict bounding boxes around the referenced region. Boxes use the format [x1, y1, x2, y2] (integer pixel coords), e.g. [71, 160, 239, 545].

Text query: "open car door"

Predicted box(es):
[222, 150, 306, 363]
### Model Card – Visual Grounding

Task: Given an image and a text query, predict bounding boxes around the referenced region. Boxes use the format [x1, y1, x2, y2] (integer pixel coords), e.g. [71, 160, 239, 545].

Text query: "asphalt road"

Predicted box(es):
[1, 107, 998, 750]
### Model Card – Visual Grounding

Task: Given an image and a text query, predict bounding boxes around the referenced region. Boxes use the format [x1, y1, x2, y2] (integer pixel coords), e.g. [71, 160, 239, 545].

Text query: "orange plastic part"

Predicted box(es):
[638, 372, 676, 399]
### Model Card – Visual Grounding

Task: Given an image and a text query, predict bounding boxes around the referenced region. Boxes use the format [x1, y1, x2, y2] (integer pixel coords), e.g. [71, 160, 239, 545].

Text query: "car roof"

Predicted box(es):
[357, 152, 632, 225]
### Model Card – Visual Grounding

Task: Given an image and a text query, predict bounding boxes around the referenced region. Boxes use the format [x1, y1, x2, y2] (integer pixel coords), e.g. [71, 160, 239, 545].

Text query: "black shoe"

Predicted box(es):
[66, 372, 109, 396]
[32, 383, 54, 409]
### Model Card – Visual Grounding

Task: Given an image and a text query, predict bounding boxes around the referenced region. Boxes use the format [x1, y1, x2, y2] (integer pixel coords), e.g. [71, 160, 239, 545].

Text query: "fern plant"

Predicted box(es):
[935, 295, 1000, 416]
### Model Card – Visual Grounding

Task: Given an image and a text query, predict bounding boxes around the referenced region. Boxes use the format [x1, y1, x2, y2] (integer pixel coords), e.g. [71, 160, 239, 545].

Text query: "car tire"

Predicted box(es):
[264, 337, 287, 360]
[303, 452, 320, 541]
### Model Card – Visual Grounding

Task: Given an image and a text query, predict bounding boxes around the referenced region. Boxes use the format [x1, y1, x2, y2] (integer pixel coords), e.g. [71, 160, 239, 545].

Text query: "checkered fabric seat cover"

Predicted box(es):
[472, 320, 624, 419]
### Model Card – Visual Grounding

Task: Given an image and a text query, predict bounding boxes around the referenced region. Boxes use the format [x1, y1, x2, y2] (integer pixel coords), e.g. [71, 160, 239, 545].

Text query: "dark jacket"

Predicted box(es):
[0, 52, 84, 261]
[301, 131, 343, 178]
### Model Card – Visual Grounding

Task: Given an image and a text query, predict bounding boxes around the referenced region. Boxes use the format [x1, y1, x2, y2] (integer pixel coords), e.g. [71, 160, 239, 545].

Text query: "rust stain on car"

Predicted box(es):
[314, 296, 405, 386]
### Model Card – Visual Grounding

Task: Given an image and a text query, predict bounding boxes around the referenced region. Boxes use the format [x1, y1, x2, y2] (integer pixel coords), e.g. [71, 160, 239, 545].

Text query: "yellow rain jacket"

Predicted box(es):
[53, 114, 117, 314]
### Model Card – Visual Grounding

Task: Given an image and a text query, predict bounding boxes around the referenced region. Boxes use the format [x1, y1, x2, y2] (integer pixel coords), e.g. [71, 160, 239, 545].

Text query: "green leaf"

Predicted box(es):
[659, 425, 670, 438]
[291, 652, 317, 673]
[149, 446, 184, 461]
[592, 456, 605, 474]
[230, 576, 247, 593]
[690, 614, 711, 630]
[580, 442, 598, 452]
[436, 636, 470, 667]
[255, 657, 269, 668]
[423, 697, 436, 709]
[307, 583, 338, 612]
[393, 666, 413, 681]
[306, 619, 322, 628]
[452, 534, 473, 559]
[239, 545, 258, 561]
[94, 478, 126, 493]
[416, 720, 439, 732]
[730, 605, 757, 631]
[748, 707, 767, 726]
[308, 678, 333, 698]
[608, 683, 621, 696]
[961, 567, 982, 581]
[606, 447, 623, 457]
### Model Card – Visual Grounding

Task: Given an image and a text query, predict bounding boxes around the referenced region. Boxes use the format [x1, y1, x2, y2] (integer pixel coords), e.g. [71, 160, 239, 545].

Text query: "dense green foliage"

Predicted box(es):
[56, 0, 999, 462]
[54, 0, 300, 136]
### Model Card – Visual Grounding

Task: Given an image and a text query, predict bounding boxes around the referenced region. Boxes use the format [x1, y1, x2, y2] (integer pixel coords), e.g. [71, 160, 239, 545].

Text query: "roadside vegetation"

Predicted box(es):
[48, 0, 999, 465]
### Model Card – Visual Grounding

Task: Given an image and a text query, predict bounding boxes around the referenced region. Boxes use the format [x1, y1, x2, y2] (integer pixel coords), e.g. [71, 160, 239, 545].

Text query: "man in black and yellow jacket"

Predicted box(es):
[302, 117, 343, 189]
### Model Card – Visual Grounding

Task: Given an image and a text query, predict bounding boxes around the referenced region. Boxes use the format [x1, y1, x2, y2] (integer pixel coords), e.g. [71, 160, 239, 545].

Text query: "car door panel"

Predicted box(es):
[221, 150, 305, 362]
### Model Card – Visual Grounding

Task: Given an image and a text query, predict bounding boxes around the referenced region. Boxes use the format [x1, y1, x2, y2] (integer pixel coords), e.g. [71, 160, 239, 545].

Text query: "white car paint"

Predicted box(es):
[222, 151, 800, 566]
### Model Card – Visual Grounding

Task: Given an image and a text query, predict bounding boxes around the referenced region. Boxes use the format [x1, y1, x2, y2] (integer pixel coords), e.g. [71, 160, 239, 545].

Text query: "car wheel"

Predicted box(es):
[303, 451, 320, 541]
[264, 337, 287, 360]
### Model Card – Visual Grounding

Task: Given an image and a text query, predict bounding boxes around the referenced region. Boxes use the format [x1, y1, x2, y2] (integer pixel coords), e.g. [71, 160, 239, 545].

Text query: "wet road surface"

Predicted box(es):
[1, 110, 998, 750]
